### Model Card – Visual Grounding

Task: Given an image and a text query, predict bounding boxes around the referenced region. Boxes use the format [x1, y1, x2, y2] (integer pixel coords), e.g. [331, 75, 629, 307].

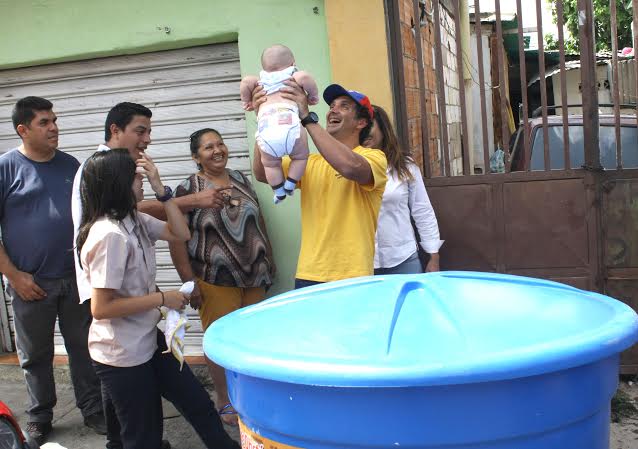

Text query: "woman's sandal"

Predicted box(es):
[218, 402, 238, 426]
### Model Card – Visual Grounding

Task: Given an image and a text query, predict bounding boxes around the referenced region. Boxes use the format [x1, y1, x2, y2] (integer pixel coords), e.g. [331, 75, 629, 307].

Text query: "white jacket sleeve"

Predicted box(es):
[407, 163, 444, 254]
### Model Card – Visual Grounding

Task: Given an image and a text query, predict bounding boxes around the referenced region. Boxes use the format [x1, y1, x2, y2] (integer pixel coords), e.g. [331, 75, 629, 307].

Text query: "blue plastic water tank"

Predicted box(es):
[204, 272, 638, 449]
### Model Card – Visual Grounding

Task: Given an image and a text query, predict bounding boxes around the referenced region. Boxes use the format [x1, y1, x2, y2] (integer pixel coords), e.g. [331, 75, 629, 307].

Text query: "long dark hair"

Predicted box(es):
[370, 105, 414, 181]
[355, 103, 373, 143]
[76, 149, 137, 263]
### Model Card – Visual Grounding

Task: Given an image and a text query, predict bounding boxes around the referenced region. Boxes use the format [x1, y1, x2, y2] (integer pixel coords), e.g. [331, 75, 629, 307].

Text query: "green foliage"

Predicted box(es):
[547, 0, 634, 53]
[544, 33, 559, 50]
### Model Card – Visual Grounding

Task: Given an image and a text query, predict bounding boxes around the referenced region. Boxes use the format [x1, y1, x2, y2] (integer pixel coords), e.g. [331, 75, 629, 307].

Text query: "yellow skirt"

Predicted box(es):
[196, 279, 266, 330]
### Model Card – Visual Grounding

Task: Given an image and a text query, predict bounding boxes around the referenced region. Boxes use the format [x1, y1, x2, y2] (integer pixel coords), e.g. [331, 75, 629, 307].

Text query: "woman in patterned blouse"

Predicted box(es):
[169, 128, 275, 426]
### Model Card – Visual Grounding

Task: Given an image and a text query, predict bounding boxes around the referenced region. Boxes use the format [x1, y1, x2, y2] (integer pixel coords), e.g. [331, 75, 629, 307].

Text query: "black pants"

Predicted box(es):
[93, 330, 239, 449]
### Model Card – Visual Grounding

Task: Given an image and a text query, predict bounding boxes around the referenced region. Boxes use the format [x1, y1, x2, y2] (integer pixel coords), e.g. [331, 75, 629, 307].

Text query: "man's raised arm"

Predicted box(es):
[280, 81, 373, 185]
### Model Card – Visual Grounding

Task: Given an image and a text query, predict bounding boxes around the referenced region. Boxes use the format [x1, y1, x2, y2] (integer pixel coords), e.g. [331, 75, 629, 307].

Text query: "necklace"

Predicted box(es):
[198, 169, 229, 187]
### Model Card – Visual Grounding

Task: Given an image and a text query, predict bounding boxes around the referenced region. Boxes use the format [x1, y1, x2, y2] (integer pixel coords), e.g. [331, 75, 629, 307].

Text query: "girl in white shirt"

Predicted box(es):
[364, 105, 444, 274]
[77, 149, 240, 449]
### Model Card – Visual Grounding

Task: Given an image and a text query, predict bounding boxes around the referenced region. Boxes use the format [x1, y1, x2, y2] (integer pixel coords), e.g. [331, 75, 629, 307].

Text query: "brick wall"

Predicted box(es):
[397, 0, 462, 177]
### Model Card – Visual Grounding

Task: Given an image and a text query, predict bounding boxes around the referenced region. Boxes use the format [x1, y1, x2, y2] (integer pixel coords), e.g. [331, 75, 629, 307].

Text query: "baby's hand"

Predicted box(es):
[242, 101, 254, 112]
[308, 95, 319, 105]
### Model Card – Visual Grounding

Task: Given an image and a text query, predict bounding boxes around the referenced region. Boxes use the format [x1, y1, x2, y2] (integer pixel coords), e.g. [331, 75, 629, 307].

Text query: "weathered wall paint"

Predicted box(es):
[325, 0, 394, 117]
[0, 0, 333, 295]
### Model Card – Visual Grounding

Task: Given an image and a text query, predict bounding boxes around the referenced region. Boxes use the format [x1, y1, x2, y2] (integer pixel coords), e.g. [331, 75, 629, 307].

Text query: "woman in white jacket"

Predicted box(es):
[364, 105, 443, 274]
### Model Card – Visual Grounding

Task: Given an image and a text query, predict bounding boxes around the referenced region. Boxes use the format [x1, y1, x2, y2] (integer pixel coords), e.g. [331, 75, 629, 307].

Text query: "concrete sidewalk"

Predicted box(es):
[0, 363, 240, 449]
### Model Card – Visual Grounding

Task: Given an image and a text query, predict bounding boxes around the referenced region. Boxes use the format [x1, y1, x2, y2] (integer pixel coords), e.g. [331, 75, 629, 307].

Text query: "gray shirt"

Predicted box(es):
[0, 148, 79, 279]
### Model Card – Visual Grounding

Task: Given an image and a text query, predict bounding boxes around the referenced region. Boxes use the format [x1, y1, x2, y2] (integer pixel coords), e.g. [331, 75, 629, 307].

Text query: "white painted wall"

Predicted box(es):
[551, 64, 613, 115]
[470, 25, 495, 173]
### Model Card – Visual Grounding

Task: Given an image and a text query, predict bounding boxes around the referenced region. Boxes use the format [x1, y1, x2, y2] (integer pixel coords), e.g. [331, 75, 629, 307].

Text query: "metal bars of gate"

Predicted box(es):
[473, 0, 490, 173]
[432, 0, 451, 176]
[494, 0, 510, 168]
[412, 0, 433, 179]
[515, 0, 530, 171]
[578, 0, 601, 170]
[610, 0, 622, 169]
[385, 0, 410, 174]
[635, 1, 638, 136]
[556, 0, 570, 170]
[535, 0, 550, 171]
[392, 0, 634, 177]
[453, 0, 471, 175]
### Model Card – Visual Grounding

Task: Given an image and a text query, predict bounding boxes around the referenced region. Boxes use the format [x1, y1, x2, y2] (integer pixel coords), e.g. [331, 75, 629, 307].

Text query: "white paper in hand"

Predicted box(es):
[180, 280, 195, 296]
[162, 281, 193, 370]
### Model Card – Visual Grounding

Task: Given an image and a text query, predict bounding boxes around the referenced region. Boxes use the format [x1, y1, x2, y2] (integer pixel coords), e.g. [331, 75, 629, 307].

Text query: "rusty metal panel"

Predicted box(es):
[507, 270, 591, 291]
[427, 183, 498, 271]
[602, 178, 638, 269]
[426, 172, 595, 291]
[503, 178, 589, 269]
[543, 277, 590, 290]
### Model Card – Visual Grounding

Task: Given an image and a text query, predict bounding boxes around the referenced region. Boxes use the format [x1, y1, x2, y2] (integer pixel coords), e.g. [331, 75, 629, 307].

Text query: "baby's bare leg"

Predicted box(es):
[285, 129, 310, 193]
[260, 151, 285, 187]
[260, 151, 287, 204]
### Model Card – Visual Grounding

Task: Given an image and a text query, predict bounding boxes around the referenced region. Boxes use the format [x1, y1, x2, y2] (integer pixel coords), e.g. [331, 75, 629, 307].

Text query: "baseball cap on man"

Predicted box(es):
[323, 84, 374, 119]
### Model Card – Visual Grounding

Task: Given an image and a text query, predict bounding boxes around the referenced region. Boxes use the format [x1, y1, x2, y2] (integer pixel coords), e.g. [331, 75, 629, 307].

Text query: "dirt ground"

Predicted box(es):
[610, 379, 638, 449]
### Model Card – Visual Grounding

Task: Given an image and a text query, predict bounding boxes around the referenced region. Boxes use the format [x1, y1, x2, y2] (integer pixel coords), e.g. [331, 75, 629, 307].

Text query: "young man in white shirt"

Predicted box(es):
[72, 102, 229, 303]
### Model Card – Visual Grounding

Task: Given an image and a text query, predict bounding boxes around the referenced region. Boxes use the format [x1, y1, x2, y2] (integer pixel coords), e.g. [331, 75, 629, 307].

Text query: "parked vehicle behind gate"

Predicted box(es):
[509, 106, 638, 172]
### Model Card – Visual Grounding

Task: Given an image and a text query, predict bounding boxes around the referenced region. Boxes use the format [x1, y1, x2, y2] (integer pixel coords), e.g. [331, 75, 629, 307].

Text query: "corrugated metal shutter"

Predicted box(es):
[0, 43, 246, 356]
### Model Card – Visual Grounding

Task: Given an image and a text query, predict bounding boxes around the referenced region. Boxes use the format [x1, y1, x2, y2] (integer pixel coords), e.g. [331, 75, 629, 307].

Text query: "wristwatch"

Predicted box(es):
[300, 112, 319, 127]
[155, 185, 173, 202]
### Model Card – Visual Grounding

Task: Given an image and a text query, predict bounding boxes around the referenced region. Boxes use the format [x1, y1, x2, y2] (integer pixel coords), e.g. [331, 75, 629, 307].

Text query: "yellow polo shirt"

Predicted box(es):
[284, 146, 387, 282]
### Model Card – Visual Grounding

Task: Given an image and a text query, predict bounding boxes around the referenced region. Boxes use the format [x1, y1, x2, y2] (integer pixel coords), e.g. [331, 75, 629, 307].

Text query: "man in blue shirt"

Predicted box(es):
[0, 97, 105, 444]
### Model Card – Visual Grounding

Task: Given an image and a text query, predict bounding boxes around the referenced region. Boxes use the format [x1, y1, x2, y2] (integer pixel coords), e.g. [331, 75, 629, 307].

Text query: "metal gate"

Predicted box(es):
[386, 0, 638, 372]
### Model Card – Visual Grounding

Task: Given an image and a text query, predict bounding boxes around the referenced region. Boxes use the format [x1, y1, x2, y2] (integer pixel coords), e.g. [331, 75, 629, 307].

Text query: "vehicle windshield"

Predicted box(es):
[529, 125, 638, 170]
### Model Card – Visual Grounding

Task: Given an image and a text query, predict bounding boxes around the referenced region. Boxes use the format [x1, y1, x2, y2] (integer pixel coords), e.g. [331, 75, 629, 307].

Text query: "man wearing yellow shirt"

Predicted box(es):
[252, 83, 387, 288]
